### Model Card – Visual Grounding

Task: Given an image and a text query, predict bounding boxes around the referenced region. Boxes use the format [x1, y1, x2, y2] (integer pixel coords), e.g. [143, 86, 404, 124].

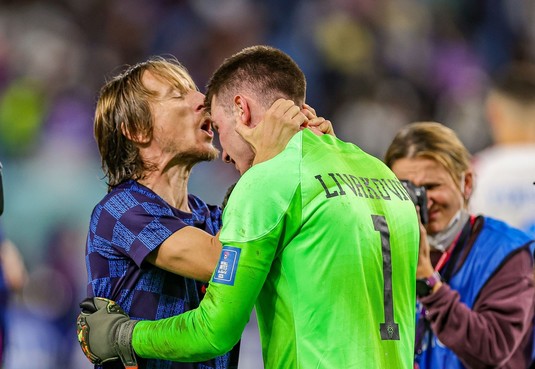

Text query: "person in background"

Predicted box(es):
[384, 121, 535, 369]
[470, 62, 535, 237]
[83, 55, 320, 369]
[0, 227, 27, 365]
[0, 164, 28, 366]
[77, 45, 420, 369]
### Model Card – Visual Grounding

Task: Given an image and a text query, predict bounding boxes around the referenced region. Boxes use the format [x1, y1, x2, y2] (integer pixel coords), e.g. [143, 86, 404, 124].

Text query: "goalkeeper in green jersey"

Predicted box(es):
[77, 45, 420, 369]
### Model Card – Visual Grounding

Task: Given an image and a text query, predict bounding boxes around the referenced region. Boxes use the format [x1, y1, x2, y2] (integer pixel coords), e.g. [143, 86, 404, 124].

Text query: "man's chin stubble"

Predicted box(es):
[202, 147, 220, 162]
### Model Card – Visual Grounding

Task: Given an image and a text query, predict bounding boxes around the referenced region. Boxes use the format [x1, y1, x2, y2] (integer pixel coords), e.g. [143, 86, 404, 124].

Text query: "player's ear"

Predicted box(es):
[233, 95, 252, 126]
[121, 122, 150, 144]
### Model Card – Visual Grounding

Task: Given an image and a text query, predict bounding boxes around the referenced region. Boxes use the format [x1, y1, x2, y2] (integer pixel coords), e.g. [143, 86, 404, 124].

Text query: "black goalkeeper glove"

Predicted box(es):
[77, 297, 139, 368]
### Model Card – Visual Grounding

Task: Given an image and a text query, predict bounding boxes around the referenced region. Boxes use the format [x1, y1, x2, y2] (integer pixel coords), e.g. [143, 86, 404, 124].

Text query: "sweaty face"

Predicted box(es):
[143, 71, 219, 164]
[210, 94, 255, 175]
[390, 157, 465, 236]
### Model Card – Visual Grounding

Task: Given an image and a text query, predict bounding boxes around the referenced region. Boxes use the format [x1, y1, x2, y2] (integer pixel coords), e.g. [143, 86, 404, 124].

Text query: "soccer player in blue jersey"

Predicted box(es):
[84, 56, 315, 369]
[78, 47, 418, 369]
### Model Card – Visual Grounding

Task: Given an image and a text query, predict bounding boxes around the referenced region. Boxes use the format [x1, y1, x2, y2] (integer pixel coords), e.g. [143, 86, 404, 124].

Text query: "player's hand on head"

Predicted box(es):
[306, 117, 335, 137]
[302, 103, 335, 137]
[236, 98, 306, 166]
[77, 297, 139, 368]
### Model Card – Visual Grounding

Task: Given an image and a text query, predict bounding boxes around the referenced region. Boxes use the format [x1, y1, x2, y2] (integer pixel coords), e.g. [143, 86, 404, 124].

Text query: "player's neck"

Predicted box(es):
[139, 166, 191, 212]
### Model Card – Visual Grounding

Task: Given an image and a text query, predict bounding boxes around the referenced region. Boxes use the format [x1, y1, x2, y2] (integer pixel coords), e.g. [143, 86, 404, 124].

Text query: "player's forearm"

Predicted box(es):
[147, 227, 222, 282]
[132, 309, 238, 362]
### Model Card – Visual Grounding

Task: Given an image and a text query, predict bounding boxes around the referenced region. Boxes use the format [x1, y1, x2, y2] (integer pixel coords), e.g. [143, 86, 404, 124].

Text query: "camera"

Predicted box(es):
[400, 180, 428, 224]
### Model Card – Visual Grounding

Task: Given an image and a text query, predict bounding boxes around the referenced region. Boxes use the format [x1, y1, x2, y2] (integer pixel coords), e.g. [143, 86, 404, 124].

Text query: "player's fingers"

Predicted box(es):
[274, 103, 305, 129]
[267, 98, 293, 117]
[320, 119, 335, 136]
[307, 126, 323, 136]
[234, 118, 250, 139]
[276, 100, 299, 120]
[302, 107, 319, 121]
[285, 104, 303, 120]
[307, 118, 335, 136]
[293, 112, 308, 130]
[302, 103, 317, 117]
[268, 98, 286, 112]
[307, 116, 326, 126]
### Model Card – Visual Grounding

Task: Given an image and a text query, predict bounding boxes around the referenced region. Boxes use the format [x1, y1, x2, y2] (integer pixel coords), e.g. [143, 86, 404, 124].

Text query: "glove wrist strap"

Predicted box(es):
[114, 320, 139, 369]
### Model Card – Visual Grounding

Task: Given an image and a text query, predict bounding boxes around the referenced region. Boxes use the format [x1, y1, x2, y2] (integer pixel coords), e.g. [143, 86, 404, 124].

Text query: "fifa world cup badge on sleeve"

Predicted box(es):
[212, 246, 241, 286]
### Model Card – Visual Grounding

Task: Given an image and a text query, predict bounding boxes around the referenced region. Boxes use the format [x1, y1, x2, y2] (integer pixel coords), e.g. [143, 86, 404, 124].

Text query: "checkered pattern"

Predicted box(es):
[86, 180, 237, 369]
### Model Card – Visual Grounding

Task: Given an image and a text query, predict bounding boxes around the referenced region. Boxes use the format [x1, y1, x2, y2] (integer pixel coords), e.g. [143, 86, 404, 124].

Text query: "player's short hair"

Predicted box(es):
[204, 45, 306, 114]
[384, 122, 471, 198]
[94, 56, 197, 190]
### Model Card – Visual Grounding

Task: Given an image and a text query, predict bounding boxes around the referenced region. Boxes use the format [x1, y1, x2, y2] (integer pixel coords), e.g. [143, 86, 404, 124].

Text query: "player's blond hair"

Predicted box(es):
[94, 56, 197, 190]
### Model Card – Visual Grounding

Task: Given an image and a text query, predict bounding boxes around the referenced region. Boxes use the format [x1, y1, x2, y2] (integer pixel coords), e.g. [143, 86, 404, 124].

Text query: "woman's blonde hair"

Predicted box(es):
[384, 121, 471, 192]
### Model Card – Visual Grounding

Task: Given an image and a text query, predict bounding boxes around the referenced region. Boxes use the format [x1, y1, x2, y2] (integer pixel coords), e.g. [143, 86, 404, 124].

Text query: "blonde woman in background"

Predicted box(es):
[385, 121, 535, 369]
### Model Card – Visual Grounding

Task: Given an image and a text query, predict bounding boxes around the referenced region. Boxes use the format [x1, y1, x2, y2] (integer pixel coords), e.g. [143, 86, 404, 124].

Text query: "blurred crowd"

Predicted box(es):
[0, 0, 534, 368]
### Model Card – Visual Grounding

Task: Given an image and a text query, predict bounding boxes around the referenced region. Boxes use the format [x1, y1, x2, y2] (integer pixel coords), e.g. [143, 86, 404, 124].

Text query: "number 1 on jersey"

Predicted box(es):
[372, 214, 400, 340]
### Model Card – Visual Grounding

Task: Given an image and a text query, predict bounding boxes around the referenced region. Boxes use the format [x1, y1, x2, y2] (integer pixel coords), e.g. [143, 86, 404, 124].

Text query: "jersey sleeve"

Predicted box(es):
[94, 191, 191, 267]
[131, 137, 303, 361]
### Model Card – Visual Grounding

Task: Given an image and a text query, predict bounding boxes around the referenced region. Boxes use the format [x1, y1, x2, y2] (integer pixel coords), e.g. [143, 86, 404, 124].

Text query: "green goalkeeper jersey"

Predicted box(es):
[133, 129, 419, 369]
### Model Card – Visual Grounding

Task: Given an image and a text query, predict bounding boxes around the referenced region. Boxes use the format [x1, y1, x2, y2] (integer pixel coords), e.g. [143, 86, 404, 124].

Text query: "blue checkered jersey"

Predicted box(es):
[86, 180, 238, 369]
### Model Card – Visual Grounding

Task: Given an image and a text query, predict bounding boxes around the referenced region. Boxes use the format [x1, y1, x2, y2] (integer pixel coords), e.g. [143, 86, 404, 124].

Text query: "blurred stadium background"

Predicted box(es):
[0, 0, 533, 367]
